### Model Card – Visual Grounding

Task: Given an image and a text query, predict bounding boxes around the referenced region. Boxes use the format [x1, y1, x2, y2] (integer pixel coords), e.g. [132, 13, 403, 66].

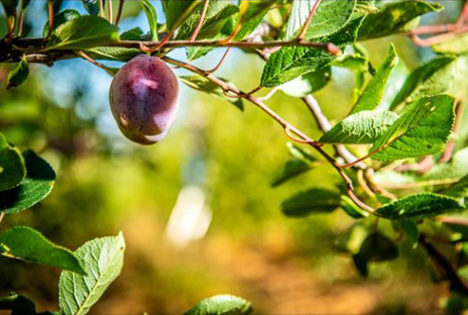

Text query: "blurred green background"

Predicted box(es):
[0, 1, 464, 314]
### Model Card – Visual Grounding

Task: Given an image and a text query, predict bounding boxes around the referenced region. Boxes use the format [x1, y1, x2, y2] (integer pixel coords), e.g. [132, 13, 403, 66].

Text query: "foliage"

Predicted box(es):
[2, 0, 468, 313]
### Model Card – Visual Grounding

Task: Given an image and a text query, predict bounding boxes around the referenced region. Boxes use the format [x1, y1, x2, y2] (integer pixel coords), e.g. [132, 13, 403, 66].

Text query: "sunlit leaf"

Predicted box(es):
[140, 0, 158, 41]
[0, 226, 84, 273]
[59, 233, 125, 315]
[319, 110, 398, 144]
[376, 193, 463, 219]
[185, 295, 252, 315]
[281, 188, 341, 217]
[370, 95, 455, 161]
[42, 9, 80, 37]
[0, 133, 25, 191]
[0, 150, 55, 214]
[6, 55, 29, 90]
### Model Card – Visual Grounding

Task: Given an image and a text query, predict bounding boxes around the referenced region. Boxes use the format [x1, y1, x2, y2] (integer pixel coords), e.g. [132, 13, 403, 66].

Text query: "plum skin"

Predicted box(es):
[109, 54, 180, 145]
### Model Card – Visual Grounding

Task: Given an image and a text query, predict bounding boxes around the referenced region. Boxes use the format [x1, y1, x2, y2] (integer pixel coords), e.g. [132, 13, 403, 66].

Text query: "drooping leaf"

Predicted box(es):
[0, 150, 55, 214]
[0, 292, 36, 313]
[42, 9, 80, 37]
[330, 54, 369, 72]
[271, 159, 312, 188]
[119, 27, 144, 41]
[350, 44, 397, 114]
[140, 0, 158, 41]
[45, 15, 120, 51]
[59, 233, 125, 315]
[375, 193, 463, 219]
[370, 95, 455, 161]
[179, 75, 243, 111]
[176, 1, 239, 40]
[353, 232, 398, 277]
[281, 188, 341, 217]
[85, 47, 140, 62]
[0, 226, 84, 274]
[81, 0, 102, 15]
[279, 67, 331, 98]
[358, 0, 443, 40]
[261, 17, 364, 87]
[0, 133, 26, 191]
[184, 295, 252, 315]
[285, 0, 356, 40]
[397, 220, 419, 248]
[162, 0, 202, 30]
[319, 110, 399, 144]
[390, 55, 456, 110]
[6, 56, 29, 90]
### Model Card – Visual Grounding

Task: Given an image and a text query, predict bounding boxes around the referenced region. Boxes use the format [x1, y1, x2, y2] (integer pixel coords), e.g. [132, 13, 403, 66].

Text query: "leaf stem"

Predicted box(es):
[108, 0, 113, 23]
[76, 50, 115, 75]
[0, 212, 4, 224]
[297, 0, 321, 41]
[115, 0, 125, 25]
[206, 47, 231, 73]
[190, 0, 210, 42]
[44, 0, 54, 42]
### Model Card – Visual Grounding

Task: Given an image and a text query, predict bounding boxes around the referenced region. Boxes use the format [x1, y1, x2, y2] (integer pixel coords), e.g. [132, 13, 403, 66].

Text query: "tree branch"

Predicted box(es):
[419, 233, 468, 296]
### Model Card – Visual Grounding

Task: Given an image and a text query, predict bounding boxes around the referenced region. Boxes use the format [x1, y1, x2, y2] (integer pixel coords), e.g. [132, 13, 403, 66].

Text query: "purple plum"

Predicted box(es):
[109, 55, 180, 144]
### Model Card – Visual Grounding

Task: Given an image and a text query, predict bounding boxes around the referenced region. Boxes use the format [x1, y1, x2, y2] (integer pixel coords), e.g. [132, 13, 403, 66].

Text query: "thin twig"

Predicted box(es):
[379, 178, 459, 190]
[108, 0, 113, 23]
[419, 233, 468, 296]
[190, 0, 210, 42]
[206, 47, 231, 74]
[76, 50, 115, 75]
[99, 0, 105, 19]
[411, 25, 468, 46]
[0, 212, 4, 224]
[297, 0, 321, 41]
[115, 0, 125, 25]
[44, 1, 54, 42]
[162, 55, 375, 214]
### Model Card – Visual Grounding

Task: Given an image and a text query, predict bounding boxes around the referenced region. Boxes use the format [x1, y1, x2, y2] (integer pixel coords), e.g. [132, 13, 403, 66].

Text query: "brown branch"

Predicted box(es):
[206, 47, 231, 73]
[107, 0, 113, 23]
[115, 0, 125, 25]
[0, 212, 4, 224]
[190, 0, 210, 42]
[419, 233, 468, 296]
[162, 55, 375, 214]
[44, 1, 54, 42]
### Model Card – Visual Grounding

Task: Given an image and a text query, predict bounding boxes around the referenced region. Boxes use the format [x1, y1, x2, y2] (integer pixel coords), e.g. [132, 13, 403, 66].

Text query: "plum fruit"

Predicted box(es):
[109, 54, 180, 144]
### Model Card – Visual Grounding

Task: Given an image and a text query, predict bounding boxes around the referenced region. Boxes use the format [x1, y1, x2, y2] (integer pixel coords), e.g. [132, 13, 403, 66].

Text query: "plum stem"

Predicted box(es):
[190, 0, 210, 42]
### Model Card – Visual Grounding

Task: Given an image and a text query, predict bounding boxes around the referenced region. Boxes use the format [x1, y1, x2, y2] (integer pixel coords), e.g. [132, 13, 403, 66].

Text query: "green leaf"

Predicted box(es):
[184, 295, 252, 315]
[0, 292, 36, 313]
[120, 27, 144, 41]
[433, 33, 468, 55]
[261, 17, 364, 87]
[375, 193, 463, 219]
[6, 56, 29, 90]
[162, 0, 202, 30]
[0, 133, 26, 191]
[359, 232, 399, 262]
[0, 0, 18, 16]
[235, 1, 275, 41]
[340, 195, 368, 219]
[285, 0, 356, 40]
[272, 160, 312, 188]
[81, 0, 102, 15]
[397, 220, 419, 248]
[0, 150, 55, 214]
[350, 44, 397, 114]
[281, 188, 341, 217]
[85, 47, 140, 62]
[330, 54, 369, 72]
[445, 175, 468, 198]
[390, 55, 456, 110]
[179, 75, 243, 111]
[59, 232, 125, 315]
[358, 0, 443, 40]
[45, 15, 120, 51]
[176, 1, 239, 40]
[140, 0, 158, 41]
[370, 95, 455, 161]
[279, 67, 331, 98]
[0, 226, 84, 274]
[423, 148, 468, 182]
[319, 110, 399, 144]
[42, 9, 80, 37]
